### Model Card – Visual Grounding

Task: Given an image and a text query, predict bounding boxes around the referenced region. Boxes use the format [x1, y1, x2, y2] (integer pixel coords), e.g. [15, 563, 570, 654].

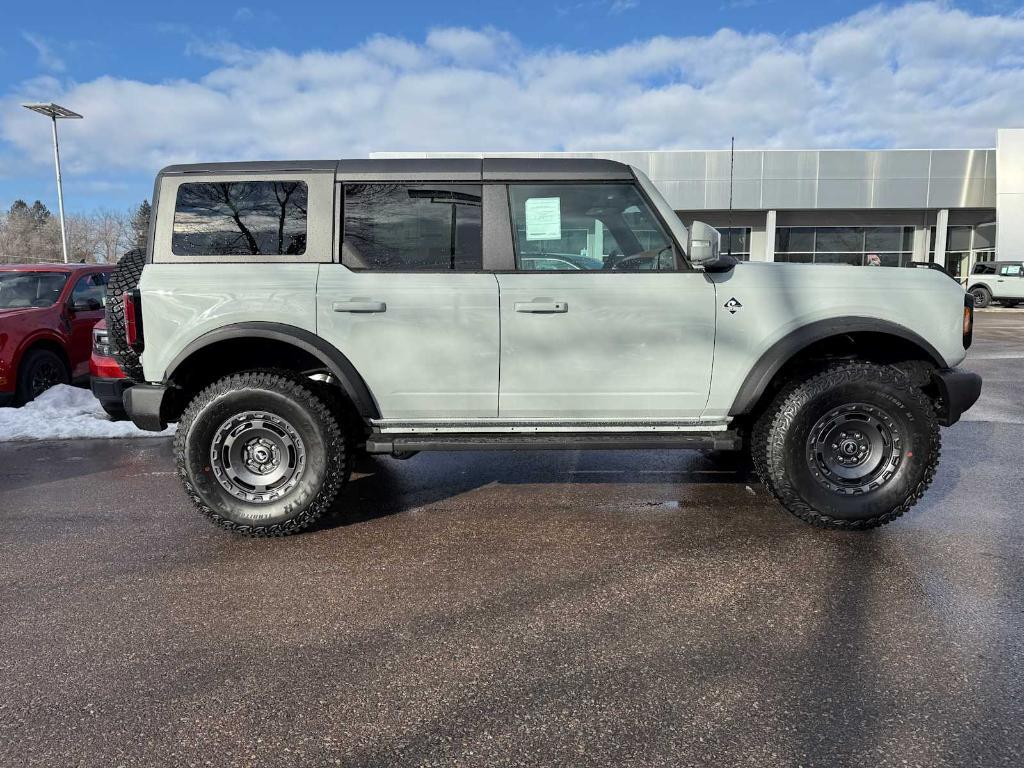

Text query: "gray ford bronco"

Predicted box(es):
[113, 158, 981, 536]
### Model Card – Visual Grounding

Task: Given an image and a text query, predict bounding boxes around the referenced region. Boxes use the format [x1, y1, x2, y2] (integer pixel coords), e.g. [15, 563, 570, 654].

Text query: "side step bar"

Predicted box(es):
[365, 431, 743, 454]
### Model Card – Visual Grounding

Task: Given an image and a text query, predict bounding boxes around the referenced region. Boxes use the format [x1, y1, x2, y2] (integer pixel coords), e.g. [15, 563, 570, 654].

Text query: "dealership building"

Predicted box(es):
[376, 128, 1023, 279]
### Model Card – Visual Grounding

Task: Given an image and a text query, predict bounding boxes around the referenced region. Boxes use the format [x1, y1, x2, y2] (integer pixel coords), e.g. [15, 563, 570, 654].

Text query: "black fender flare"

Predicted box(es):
[165, 322, 380, 419]
[729, 317, 946, 416]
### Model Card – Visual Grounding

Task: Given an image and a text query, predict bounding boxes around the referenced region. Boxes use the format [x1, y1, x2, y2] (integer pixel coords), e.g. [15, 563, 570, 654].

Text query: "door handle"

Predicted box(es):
[333, 299, 386, 313]
[514, 301, 568, 314]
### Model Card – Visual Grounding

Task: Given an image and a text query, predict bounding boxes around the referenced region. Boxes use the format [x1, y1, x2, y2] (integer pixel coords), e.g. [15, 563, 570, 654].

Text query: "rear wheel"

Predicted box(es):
[752, 362, 939, 529]
[969, 286, 991, 309]
[16, 349, 70, 404]
[174, 371, 349, 536]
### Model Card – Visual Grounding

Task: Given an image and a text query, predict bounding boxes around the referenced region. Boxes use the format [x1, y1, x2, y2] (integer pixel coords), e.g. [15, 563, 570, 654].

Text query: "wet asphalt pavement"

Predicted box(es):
[1, 313, 1022, 767]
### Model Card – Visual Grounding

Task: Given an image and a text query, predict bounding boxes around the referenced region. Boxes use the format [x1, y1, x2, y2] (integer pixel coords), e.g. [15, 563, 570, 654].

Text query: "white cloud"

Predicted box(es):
[3, 2, 1024, 185]
[20, 32, 65, 72]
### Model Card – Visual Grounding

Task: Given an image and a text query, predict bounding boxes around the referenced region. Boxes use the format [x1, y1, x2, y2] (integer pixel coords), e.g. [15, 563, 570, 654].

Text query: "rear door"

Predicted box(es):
[316, 181, 499, 420]
[496, 182, 717, 421]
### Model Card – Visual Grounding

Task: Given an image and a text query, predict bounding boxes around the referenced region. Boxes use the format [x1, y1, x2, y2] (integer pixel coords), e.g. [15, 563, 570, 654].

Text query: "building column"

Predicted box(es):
[763, 210, 776, 262]
[912, 225, 929, 262]
[934, 208, 949, 266]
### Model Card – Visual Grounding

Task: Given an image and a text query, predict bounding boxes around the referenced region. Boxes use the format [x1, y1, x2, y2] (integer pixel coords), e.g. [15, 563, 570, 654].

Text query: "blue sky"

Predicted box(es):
[1, 0, 1023, 212]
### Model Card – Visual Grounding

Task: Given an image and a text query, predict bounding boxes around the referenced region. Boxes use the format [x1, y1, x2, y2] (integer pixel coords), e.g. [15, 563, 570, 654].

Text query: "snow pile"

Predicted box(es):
[0, 384, 176, 442]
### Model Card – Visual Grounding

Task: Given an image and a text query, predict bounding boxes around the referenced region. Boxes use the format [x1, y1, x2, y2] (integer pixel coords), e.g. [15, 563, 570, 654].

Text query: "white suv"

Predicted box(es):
[109, 158, 981, 536]
[968, 260, 1024, 308]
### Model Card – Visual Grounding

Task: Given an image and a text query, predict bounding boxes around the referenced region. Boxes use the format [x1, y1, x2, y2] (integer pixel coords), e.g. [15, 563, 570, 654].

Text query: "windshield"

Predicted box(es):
[0, 272, 69, 309]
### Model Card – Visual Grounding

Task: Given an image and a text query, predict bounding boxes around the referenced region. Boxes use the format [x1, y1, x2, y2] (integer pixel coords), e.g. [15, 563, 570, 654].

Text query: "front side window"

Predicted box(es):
[172, 181, 308, 256]
[343, 184, 482, 271]
[509, 184, 674, 272]
[1000, 264, 1023, 277]
[71, 273, 107, 310]
[0, 272, 68, 309]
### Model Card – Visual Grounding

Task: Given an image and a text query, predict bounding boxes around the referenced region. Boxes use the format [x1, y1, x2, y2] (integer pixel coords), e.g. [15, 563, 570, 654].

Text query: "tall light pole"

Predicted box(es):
[22, 103, 82, 264]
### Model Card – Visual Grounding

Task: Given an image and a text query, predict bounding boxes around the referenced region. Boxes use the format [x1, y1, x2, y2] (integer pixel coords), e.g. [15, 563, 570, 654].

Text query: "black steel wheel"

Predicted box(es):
[752, 361, 940, 529]
[805, 403, 903, 495]
[16, 349, 70, 404]
[970, 286, 991, 309]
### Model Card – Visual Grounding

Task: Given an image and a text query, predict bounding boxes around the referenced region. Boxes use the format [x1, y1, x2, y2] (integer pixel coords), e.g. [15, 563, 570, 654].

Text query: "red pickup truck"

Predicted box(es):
[0, 263, 113, 406]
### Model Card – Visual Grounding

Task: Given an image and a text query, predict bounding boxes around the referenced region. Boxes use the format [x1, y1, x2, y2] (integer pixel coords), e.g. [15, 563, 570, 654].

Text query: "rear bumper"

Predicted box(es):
[123, 383, 168, 431]
[932, 368, 982, 427]
[90, 376, 133, 408]
[0, 391, 14, 408]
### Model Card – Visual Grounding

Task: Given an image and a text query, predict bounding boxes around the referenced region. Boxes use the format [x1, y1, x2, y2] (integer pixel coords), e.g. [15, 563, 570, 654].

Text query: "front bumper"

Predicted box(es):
[123, 383, 168, 431]
[932, 368, 982, 427]
[0, 391, 14, 408]
[90, 376, 133, 408]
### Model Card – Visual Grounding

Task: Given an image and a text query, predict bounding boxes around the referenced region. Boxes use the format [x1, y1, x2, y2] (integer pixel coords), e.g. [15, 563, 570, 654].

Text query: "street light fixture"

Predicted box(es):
[22, 102, 83, 264]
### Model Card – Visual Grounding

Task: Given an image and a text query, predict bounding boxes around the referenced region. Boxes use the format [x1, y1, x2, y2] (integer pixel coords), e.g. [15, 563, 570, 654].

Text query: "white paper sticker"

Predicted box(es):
[525, 197, 561, 241]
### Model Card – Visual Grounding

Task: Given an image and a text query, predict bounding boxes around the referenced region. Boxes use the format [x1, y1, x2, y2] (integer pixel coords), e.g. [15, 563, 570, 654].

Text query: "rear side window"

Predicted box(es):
[172, 181, 308, 256]
[343, 184, 482, 271]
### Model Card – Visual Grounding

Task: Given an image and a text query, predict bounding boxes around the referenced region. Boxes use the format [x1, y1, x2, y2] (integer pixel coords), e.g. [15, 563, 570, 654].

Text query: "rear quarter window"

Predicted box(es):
[172, 181, 308, 256]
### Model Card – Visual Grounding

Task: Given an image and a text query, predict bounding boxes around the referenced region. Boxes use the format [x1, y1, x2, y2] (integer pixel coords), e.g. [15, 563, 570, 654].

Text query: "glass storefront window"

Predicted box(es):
[775, 227, 815, 253]
[774, 226, 913, 267]
[815, 228, 864, 252]
[947, 226, 972, 252]
[717, 227, 751, 260]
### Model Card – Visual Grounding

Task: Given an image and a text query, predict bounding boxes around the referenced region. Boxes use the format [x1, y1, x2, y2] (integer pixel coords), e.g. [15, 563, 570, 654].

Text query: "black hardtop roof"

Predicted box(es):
[158, 157, 634, 182]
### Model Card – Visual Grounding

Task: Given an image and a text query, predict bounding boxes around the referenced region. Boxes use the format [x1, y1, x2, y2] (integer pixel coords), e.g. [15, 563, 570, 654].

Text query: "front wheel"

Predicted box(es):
[17, 348, 70, 404]
[752, 362, 940, 529]
[970, 286, 991, 309]
[173, 371, 349, 536]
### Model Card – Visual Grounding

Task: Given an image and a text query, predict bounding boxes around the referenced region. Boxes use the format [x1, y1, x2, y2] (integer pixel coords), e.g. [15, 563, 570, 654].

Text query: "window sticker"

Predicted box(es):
[1005, 264, 1022, 276]
[525, 197, 561, 241]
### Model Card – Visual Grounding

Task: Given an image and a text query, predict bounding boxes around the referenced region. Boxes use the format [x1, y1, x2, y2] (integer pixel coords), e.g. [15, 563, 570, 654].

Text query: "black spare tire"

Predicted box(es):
[104, 247, 146, 381]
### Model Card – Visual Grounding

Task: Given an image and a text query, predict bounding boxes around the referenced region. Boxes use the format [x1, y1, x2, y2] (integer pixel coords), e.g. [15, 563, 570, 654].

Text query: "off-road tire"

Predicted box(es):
[173, 370, 349, 537]
[752, 361, 940, 530]
[105, 248, 146, 381]
[16, 348, 70, 404]
[969, 286, 991, 309]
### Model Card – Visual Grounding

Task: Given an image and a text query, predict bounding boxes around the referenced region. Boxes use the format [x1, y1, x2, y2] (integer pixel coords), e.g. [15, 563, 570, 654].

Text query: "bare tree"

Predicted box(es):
[0, 200, 143, 264]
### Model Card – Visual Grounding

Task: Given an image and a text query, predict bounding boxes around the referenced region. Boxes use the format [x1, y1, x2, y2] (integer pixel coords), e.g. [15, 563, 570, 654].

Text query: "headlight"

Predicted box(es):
[92, 327, 112, 358]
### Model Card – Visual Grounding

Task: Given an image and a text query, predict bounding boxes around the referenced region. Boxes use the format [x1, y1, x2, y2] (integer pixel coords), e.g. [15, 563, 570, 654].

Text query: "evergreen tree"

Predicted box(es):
[130, 199, 151, 250]
[28, 200, 51, 226]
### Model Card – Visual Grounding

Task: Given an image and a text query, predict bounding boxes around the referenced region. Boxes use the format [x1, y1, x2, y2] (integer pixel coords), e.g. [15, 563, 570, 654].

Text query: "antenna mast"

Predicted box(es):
[727, 136, 734, 257]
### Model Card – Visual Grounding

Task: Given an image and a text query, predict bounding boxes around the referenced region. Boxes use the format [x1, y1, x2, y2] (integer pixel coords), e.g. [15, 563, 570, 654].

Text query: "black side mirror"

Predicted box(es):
[71, 298, 103, 312]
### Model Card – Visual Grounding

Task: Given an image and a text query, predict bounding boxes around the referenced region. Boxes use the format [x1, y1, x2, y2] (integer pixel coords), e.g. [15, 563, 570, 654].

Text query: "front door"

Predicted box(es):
[317, 182, 499, 420]
[67, 272, 108, 378]
[497, 183, 717, 421]
[996, 262, 1024, 299]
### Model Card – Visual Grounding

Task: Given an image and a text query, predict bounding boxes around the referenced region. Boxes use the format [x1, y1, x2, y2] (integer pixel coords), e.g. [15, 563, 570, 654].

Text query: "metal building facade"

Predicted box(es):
[375, 128, 1022, 278]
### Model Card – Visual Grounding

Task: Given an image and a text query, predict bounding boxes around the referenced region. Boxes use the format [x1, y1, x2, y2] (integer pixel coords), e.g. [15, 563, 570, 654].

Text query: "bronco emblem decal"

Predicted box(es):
[724, 297, 743, 314]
